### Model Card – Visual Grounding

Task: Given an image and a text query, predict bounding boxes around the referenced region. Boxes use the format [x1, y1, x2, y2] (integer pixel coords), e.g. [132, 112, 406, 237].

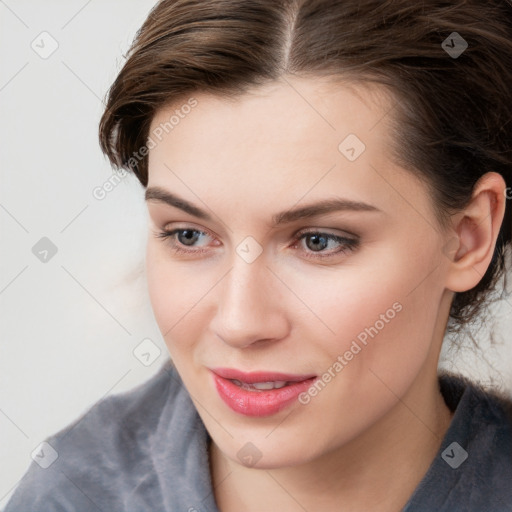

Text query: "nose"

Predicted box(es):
[210, 257, 290, 349]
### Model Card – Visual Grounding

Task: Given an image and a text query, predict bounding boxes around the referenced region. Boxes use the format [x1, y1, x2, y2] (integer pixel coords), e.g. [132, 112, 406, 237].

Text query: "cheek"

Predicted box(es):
[285, 253, 444, 448]
[145, 244, 200, 353]
[146, 243, 172, 327]
[290, 243, 444, 382]
[145, 242, 227, 367]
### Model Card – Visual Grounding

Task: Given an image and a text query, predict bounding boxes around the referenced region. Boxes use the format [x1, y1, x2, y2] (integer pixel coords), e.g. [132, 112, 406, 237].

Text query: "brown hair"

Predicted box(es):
[99, 0, 512, 336]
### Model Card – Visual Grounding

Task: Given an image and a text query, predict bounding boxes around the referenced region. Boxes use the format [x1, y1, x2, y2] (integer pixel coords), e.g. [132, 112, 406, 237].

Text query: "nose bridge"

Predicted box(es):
[212, 252, 287, 347]
[222, 254, 268, 317]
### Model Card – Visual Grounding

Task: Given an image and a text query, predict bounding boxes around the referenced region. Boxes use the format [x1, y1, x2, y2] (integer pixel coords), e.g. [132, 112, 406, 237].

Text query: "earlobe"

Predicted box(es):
[444, 172, 506, 293]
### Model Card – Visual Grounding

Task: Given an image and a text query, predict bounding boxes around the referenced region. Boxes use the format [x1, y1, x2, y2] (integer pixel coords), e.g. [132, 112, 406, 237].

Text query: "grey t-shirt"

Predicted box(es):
[5, 358, 512, 511]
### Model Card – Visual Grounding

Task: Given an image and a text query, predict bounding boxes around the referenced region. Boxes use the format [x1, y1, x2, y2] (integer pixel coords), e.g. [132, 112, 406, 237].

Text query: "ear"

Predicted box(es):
[444, 172, 507, 293]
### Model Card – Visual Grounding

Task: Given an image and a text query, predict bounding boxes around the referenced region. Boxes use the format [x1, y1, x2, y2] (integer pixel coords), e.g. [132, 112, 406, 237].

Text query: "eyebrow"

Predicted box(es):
[145, 186, 382, 226]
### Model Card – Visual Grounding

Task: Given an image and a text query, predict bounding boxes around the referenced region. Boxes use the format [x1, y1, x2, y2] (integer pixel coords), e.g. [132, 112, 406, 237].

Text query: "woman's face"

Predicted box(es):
[145, 77, 454, 468]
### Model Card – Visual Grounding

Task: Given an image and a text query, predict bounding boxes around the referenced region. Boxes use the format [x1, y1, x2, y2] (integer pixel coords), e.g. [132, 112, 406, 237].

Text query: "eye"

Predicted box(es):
[172, 229, 204, 246]
[154, 226, 359, 260]
[293, 230, 359, 259]
[154, 227, 215, 254]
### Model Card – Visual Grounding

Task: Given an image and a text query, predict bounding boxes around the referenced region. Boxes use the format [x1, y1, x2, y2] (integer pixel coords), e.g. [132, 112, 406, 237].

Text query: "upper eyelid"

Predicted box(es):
[160, 217, 358, 235]
[163, 225, 356, 237]
[294, 226, 358, 240]
[149, 202, 367, 236]
[161, 222, 214, 235]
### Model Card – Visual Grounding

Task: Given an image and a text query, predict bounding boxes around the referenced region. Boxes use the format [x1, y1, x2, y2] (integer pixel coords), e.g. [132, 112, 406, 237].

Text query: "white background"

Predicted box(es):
[1, 0, 511, 508]
[0, 1, 162, 507]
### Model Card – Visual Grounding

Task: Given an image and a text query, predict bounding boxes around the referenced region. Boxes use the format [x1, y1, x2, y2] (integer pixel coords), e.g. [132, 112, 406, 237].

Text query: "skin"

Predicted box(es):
[144, 76, 506, 511]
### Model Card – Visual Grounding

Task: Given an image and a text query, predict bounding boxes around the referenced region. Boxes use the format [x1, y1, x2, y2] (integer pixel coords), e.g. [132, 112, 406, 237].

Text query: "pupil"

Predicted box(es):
[179, 230, 198, 246]
[307, 234, 327, 252]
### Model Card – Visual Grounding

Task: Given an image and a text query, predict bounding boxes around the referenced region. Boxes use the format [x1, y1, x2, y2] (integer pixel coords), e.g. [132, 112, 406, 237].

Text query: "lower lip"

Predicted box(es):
[212, 373, 316, 417]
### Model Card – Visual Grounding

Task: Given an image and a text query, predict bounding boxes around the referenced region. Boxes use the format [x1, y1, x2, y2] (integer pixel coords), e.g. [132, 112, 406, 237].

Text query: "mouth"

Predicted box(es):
[210, 368, 317, 417]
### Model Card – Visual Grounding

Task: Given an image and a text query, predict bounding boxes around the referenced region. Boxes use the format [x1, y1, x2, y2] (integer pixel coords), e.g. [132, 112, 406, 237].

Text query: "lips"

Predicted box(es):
[211, 367, 317, 417]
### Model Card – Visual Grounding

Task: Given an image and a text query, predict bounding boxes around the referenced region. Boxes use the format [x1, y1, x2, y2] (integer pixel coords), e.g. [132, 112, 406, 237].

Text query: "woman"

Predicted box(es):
[6, 0, 512, 510]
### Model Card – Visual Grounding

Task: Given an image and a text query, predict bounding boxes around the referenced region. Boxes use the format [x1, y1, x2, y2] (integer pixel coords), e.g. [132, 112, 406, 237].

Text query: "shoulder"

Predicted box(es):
[457, 375, 512, 487]
[4, 358, 189, 512]
[404, 373, 512, 512]
[446, 374, 512, 509]
[440, 372, 512, 448]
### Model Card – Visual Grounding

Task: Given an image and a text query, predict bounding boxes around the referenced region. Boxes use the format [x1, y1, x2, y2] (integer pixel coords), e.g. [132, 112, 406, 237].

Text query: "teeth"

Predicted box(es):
[231, 379, 289, 390]
[253, 381, 288, 390]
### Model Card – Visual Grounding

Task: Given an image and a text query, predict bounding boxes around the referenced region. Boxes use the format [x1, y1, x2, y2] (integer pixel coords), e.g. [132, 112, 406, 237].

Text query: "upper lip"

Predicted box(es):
[211, 367, 316, 383]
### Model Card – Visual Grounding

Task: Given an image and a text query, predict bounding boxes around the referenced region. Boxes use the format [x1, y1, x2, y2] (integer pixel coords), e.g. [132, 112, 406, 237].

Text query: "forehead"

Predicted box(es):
[146, 76, 434, 226]
[148, 76, 391, 154]
[148, 77, 390, 179]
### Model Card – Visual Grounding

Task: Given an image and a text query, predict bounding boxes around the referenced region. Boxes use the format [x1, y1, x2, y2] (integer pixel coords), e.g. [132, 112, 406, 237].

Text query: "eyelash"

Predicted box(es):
[154, 227, 359, 260]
